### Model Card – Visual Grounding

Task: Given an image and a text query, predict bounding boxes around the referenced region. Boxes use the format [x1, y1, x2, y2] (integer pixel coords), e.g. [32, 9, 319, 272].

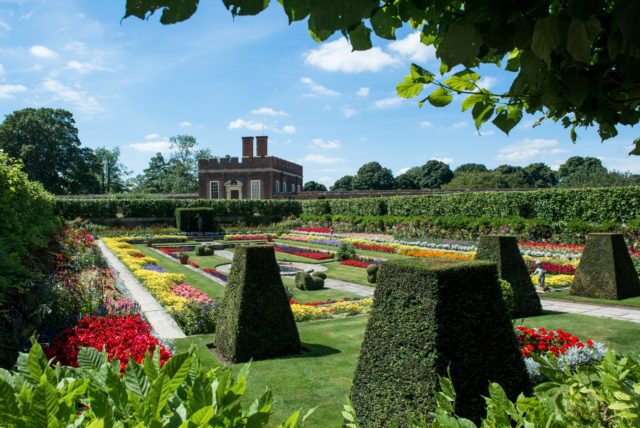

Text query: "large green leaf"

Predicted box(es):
[629, 138, 640, 156]
[60, 378, 90, 408]
[472, 101, 495, 130]
[30, 380, 61, 427]
[27, 342, 48, 385]
[144, 374, 172, 421]
[427, 88, 453, 107]
[531, 15, 563, 66]
[437, 22, 481, 67]
[78, 347, 106, 371]
[492, 106, 523, 134]
[370, 5, 401, 40]
[161, 353, 192, 394]
[443, 70, 480, 91]
[461, 93, 486, 112]
[223, 0, 270, 16]
[348, 23, 372, 51]
[123, 360, 150, 398]
[281, 0, 310, 23]
[0, 378, 18, 423]
[566, 15, 602, 63]
[396, 77, 424, 98]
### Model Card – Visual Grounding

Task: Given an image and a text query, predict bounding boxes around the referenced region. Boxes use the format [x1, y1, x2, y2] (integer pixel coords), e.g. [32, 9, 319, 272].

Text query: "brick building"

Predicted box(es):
[197, 136, 303, 200]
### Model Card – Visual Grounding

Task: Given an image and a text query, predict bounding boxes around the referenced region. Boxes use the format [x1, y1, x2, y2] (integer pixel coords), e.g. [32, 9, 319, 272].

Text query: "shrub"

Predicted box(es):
[475, 235, 542, 317]
[215, 245, 301, 362]
[571, 233, 640, 299]
[336, 243, 357, 261]
[351, 259, 531, 426]
[366, 264, 378, 284]
[311, 271, 327, 279]
[195, 244, 214, 256]
[499, 279, 515, 317]
[308, 276, 325, 290]
[295, 271, 314, 290]
[175, 208, 220, 232]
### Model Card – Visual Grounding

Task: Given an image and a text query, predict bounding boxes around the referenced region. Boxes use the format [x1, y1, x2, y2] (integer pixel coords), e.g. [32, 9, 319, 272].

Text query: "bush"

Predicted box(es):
[336, 243, 357, 261]
[366, 264, 378, 284]
[351, 259, 531, 426]
[499, 279, 515, 317]
[295, 271, 314, 290]
[175, 208, 220, 232]
[311, 271, 327, 279]
[308, 276, 325, 290]
[0, 153, 59, 367]
[571, 233, 640, 299]
[475, 235, 542, 317]
[215, 245, 301, 362]
[195, 244, 214, 256]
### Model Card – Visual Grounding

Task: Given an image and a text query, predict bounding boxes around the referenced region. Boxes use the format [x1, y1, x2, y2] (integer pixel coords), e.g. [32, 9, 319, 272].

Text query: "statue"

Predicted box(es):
[532, 260, 547, 292]
[197, 215, 204, 235]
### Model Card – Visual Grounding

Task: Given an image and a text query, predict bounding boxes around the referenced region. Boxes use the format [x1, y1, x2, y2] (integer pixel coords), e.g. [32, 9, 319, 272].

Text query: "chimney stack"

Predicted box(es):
[242, 136, 254, 158]
[256, 135, 268, 157]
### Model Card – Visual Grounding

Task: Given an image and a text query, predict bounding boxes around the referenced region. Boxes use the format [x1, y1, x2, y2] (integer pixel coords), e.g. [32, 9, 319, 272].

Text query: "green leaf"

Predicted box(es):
[281, 0, 310, 23]
[78, 347, 106, 371]
[60, 378, 90, 407]
[437, 22, 481, 67]
[396, 77, 424, 98]
[598, 123, 618, 141]
[27, 342, 48, 384]
[223, 0, 270, 17]
[189, 405, 214, 425]
[443, 70, 480, 91]
[410, 64, 434, 83]
[370, 5, 401, 40]
[567, 15, 601, 63]
[629, 138, 640, 156]
[123, 359, 150, 397]
[105, 369, 129, 413]
[0, 378, 19, 423]
[492, 106, 522, 134]
[124, 0, 200, 24]
[505, 49, 520, 72]
[461, 93, 485, 112]
[30, 379, 61, 428]
[348, 23, 372, 51]
[472, 101, 495, 130]
[531, 15, 563, 66]
[427, 88, 453, 107]
[145, 374, 172, 421]
[161, 353, 192, 394]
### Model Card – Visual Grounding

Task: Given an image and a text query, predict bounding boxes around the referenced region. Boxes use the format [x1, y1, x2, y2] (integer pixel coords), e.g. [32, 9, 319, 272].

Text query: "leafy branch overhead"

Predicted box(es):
[124, 1, 640, 154]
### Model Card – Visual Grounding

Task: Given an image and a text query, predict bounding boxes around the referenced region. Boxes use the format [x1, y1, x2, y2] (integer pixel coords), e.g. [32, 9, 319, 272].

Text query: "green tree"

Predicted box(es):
[444, 171, 510, 190]
[94, 147, 129, 193]
[0, 108, 99, 194]
[395, 167, 421, 189]
[303, 181, 327, 191]
[454, 163, 489, 174]
[125, 1, 640, 153]
[523, 162, 558, 188]
[352, 162, 396, 190]
[416, 160, 454, 189]
[330, 175, 354, 191]
[558, 156, 608, 178]
[132, 152, 170, 192]
[494, 165, 529, 188]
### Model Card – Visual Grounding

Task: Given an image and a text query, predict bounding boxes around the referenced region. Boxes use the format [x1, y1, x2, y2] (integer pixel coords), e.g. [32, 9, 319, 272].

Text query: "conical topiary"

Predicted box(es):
[475, 235, 542, 317]
[571, 233, 640, 300]
[351, 259, 531, 426]
[215, 245, 301, 362]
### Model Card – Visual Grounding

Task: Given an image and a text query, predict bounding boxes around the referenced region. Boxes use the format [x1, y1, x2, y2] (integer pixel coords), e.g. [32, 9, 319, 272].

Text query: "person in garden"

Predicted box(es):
[533, 260, 547, 292]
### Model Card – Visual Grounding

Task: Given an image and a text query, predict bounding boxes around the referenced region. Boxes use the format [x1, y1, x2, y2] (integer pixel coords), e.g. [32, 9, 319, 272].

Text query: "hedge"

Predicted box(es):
[55, 198, 302, 220]
[215, 245, 301, 362]
[351, 259, 530, 426]
[475, 236, 542, 317]
[571, 233, 640, 300]
[175, 208, 221, 232]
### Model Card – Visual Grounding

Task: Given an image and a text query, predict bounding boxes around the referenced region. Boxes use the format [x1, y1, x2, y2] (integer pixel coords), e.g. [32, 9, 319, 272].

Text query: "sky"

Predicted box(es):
[0, 0, 638, 187]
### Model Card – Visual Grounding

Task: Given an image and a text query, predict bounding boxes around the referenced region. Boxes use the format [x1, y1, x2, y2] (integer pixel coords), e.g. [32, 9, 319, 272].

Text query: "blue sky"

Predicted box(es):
[0, 0, 637, 187]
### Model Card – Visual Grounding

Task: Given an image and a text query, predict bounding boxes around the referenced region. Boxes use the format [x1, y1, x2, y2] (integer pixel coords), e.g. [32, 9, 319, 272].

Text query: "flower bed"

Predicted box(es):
[224, 234, 267, 241]
[399, 248, 474, 261]
[202, 267, 229, 282]
[46, 314, 172, 372]
[531, 274, 574, 288]
[290, 298, 373, 322]
[339, 259, 375, 269]
[526, 259, 576, 275]
[274, 244, 334, 260]
[352, 242, 396, 253]
[293, 227, 333, 234]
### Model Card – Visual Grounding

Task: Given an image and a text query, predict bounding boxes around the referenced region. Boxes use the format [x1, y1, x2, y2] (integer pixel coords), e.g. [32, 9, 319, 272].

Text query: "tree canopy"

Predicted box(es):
[303, 181, 328, 192]
[352, 162, 396, 190]
[125, 0, 640, 154]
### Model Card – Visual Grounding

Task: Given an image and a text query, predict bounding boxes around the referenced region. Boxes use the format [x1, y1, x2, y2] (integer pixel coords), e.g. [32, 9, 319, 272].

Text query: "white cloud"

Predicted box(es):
[420, 121, 433, 128]
[357, 87, 370, 97]
[431, 157, 454, 164]
[453, 121, 468, 129]
[145, 133, 160, 140]
[311, 138, 342, 150]
[65, 59, 109, 74]
[228, 119, 265, 131]
[373, 96, 404, 109]
[496, 138, 568, 162]
[30, 45, 58, 59]
[343, 105, 357, 118]
[303, 38, 400, 73]
[478, 129, 496, 136]
[396, 167, 411, 175]
[318, 176, 334, 185]
[251, 107, 288, 116]
[300, 77, 340, 96]
[179, 121, 192, 128]
[43, 79, 101, 113]
[129, 141, 174, 153]
[0, 84, 27, 99]
[282, 125, 296, 134]
[388, 32, 436, 63]
[0, 19, 10, 33]
[302, 154, 346, 164]
[477, 76, 497, 90]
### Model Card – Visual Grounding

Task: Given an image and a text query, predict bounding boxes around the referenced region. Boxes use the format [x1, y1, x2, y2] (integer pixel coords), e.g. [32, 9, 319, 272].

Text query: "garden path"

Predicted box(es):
[97, 241, 186, 340]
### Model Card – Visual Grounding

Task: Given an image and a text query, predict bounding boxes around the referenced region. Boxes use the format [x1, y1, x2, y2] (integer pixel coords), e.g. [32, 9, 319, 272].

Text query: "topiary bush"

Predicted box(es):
[571, 233, 640, 299]
[475, 235, 542, 317]
[215, 245, 301, 362]
[307, 276, 325, 290]
[351, 259, 531, 426]
[195, 244, 214, 256]
[311, 271, 326, 280]
[366, 264, 378, 284]
[336, 243, 357, 261]
[295, 271, 314, 290]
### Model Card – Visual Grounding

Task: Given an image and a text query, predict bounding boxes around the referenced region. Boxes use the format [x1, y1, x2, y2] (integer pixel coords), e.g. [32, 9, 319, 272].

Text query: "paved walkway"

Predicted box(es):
[540, 298, 640, 323]
[97, 241, 186, 339]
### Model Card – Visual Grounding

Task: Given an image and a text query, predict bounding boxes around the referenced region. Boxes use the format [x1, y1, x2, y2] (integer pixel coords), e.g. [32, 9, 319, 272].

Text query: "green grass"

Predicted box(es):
[323, 263, 373, 287]
[186, 253, 230, 269]
[281, 277, 363, 303]
[173, 312, 640, 427]
[133, 245, 226, 299]
[542, 290, 640, 309]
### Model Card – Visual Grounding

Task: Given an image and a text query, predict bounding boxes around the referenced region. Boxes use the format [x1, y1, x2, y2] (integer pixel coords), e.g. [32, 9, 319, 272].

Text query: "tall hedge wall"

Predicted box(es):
[55, 198, 302, 220]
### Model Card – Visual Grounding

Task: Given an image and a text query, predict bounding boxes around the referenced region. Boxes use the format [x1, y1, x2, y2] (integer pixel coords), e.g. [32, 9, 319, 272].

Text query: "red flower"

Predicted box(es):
[340, 259, 375, 269]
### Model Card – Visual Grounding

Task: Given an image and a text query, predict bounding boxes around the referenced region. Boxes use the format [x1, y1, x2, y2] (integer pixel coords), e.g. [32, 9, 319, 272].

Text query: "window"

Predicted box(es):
[298, 184, 301, 193]
[251, 180, 261, 200]
[291, 182, 295, 193]
[275, 180, 280, 193]
[209, 181, 220, 199]
[283, 181, 287, 193]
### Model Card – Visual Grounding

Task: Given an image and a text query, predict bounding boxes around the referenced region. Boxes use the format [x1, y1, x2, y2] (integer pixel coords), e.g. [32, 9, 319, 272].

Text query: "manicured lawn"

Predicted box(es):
[173, 312, 640, 427]
[323, 263, 373, 287]
[281, 277, 363, 303]
[541, 290, 640, 309]
[133, 245, 226, 299]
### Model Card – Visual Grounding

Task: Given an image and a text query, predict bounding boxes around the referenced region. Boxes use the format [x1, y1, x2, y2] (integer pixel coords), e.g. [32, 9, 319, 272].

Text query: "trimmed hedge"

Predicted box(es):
[55, 198, 302, 220]
[475, 236, 542, 317]
[571, 233, 640, 300]
[175, 208, 221, 232]
[351, 259, 531, 426]
[215, 245, 301, 362]
[295, 272, 314, 290]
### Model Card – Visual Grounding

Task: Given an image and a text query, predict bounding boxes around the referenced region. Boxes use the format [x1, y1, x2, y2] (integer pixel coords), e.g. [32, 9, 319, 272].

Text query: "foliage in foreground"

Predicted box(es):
[0, 341, 311, 427]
